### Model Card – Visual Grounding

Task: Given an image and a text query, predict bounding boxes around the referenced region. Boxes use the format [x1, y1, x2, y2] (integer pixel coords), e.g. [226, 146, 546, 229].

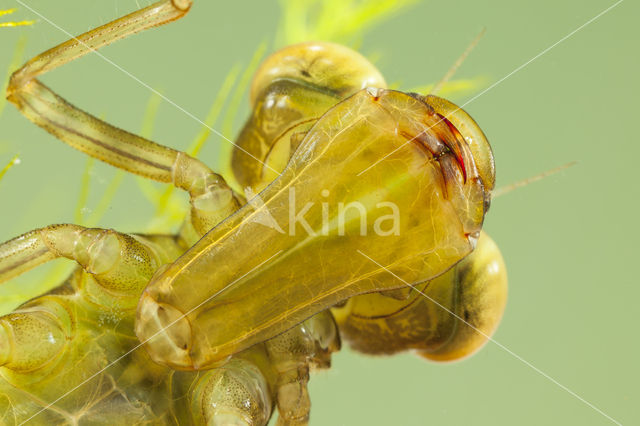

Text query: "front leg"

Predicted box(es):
[6, 0, 239, 237]
[0, 224, 167, 308]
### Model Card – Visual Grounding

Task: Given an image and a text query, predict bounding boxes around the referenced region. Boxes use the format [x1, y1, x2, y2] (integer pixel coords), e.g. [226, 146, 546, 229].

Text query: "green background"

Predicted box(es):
[1, 0, 638, 424]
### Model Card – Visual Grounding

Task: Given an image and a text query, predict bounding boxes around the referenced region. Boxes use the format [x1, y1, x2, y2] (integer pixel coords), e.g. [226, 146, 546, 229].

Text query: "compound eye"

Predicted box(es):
[423, 95, 495, 193]
[249, 41, 386, 106]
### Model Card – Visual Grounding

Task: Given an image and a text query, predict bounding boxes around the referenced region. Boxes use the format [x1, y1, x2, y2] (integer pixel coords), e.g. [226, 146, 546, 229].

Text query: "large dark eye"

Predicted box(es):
[422, 95, 496, 193]
[249, 41, 387, 105]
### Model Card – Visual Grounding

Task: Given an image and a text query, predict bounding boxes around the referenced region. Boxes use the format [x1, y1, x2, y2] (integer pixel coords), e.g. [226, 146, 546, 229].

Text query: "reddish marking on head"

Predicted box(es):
[437, 113, 468, 182]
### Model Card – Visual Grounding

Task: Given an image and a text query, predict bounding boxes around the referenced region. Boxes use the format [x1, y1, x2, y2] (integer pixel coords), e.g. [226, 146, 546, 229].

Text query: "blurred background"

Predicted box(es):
[0, 0, 638, 424]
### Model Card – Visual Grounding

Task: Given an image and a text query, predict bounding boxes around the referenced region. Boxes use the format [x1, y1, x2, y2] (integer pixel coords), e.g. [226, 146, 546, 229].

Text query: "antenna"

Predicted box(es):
[492, 161, 577, 198]
[431, 28, 486, 95]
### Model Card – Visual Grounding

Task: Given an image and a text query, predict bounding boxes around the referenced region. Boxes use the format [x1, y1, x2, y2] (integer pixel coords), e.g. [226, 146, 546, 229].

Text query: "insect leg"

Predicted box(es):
[6, 1, 239, 236]
[0, 225, 171, 308]
[0, 227, 187, 422]
[0, 224, 184, 378]
[273, 368, 311, 426]
[0, 295, 72, 373]
[178, 311, 339, 425]
[189, 357, 273, 426]
[265, 311, 340, 426]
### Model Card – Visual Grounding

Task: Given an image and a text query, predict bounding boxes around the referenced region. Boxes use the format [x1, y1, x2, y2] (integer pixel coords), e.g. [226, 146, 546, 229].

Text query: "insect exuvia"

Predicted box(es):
[0, 1, 506, 424]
